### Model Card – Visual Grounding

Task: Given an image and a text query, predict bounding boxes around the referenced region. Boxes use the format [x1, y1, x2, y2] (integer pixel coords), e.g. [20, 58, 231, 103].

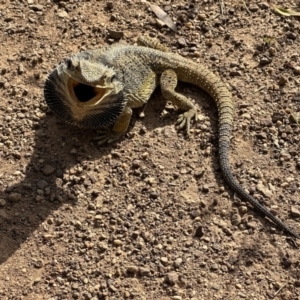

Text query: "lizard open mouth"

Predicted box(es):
[68, 78, 109, 106]
[44, 67, 125, 129]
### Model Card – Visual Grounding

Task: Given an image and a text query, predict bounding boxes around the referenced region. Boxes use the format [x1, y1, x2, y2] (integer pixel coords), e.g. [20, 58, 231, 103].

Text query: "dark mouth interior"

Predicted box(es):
[74, 83, 96, 103]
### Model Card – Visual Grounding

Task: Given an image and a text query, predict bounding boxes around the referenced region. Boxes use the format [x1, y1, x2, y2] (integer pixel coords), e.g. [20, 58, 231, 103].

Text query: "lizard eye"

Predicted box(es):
[111, 75, 117, 82]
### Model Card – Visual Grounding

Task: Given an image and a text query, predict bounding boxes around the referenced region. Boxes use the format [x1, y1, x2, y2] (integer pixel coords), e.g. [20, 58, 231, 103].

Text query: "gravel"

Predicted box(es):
[0, 0, 299, 299]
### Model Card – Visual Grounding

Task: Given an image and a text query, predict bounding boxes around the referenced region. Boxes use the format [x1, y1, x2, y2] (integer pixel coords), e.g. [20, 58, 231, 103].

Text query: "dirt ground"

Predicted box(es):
[0, 0, 300, 299]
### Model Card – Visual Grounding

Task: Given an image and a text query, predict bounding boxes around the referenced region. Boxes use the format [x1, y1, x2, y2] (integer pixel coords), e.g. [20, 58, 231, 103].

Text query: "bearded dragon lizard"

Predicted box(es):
[44, 36, 299, 239]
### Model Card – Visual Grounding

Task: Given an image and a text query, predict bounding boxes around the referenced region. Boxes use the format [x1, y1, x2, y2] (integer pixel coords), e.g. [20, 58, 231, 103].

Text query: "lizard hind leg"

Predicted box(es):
[160, 69, 198, 135]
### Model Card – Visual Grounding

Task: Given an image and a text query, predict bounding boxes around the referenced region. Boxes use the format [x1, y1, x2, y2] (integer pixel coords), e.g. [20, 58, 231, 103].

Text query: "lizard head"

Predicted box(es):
[44, 52, 126, 129]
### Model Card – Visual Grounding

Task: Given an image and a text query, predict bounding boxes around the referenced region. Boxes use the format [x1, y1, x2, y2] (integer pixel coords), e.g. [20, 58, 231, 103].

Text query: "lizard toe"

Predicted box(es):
[176, 109, 197, 135]
[96, 134, 110, 145]
[107, 132, 123, 144]
[95, 129, 122, 145]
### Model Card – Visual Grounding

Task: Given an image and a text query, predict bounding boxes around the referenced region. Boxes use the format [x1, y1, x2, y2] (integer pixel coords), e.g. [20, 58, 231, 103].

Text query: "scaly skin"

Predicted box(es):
[44, 37, 299, 240]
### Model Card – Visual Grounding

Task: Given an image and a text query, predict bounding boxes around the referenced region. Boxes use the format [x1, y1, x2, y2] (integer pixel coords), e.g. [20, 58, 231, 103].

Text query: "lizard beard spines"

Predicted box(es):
[44, 69, 73, 122]
[44, 68, 126, 129]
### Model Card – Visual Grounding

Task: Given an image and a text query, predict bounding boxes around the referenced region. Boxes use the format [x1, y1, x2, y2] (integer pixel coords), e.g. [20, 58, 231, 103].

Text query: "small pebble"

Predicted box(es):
[246, 221, 257, 229]
[18, 64, 24, 75]
[178, 37, 187, 47]
[248, 4, 259, 12]
[231, 213, 241, 226]
[242, 113, 251, 120]
[202, 185, 209, 193]
[132, 160, 141, 168]
[160, 257, 169, 266]
[98, 242, 108, 252]
[36, 180, 48, 190]
[127, 266, 139, 274]
[198, 13, 206, 20]
[139, 267, 151, 277]
[174, 258, 182, 268]
[56, 10, 69, 19]
[29, 4, 43, 11]
[107, 29, 124, 39]
[256, 183, 272, 198]
[141, 152, 149, 159]
[165, 272, 178, 285]
[286, 32, 297, 40]
[293, 66, 300, 75]
[291, 206, 300, 218]
[258, 2, 269, 9]
[113, 239, 123, 246]
[8, 193, 21, 202]
[43, 234, 53, 241]
[260, 57, 271, 65]
[42, 165, 55, 175]
[278, 76, 287, 86]
[239, 206, 248, 214]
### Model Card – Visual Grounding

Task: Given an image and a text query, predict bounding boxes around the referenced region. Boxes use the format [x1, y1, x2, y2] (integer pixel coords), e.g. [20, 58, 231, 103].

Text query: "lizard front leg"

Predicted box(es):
[160, 69, 197, 135]
[96, 106, 132, 145]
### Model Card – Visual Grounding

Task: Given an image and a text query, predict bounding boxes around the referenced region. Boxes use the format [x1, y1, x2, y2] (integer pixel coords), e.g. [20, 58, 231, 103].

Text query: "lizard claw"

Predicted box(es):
[176, 108, 197, 136]
[95, 129, 123, 145]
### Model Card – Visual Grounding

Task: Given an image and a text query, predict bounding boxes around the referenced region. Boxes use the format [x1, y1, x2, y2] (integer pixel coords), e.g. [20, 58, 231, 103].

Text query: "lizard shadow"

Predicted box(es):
[0, 112, 113, 264]
[0, 86, 294, 275]
[141, 82, 218, 135]
[0, 86, 199, 265]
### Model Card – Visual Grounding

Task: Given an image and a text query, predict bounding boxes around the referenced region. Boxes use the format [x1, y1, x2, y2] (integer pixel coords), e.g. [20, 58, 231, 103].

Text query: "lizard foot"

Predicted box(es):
[95, 129, 123, 145]
[176, 108, 198, 136]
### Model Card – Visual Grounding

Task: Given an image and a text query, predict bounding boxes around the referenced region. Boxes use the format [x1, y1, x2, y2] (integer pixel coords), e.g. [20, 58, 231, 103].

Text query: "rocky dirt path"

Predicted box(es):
[0, 1, 300, 299]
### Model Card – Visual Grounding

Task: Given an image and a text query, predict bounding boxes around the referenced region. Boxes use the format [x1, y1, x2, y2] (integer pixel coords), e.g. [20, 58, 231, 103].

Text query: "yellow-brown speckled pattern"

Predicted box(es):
[125, 71, 157, 109]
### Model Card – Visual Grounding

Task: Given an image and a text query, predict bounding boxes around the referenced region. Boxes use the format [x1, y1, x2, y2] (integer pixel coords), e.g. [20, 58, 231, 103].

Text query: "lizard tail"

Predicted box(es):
[216, 88, 299, 239]
[172, 56, 299, 239]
